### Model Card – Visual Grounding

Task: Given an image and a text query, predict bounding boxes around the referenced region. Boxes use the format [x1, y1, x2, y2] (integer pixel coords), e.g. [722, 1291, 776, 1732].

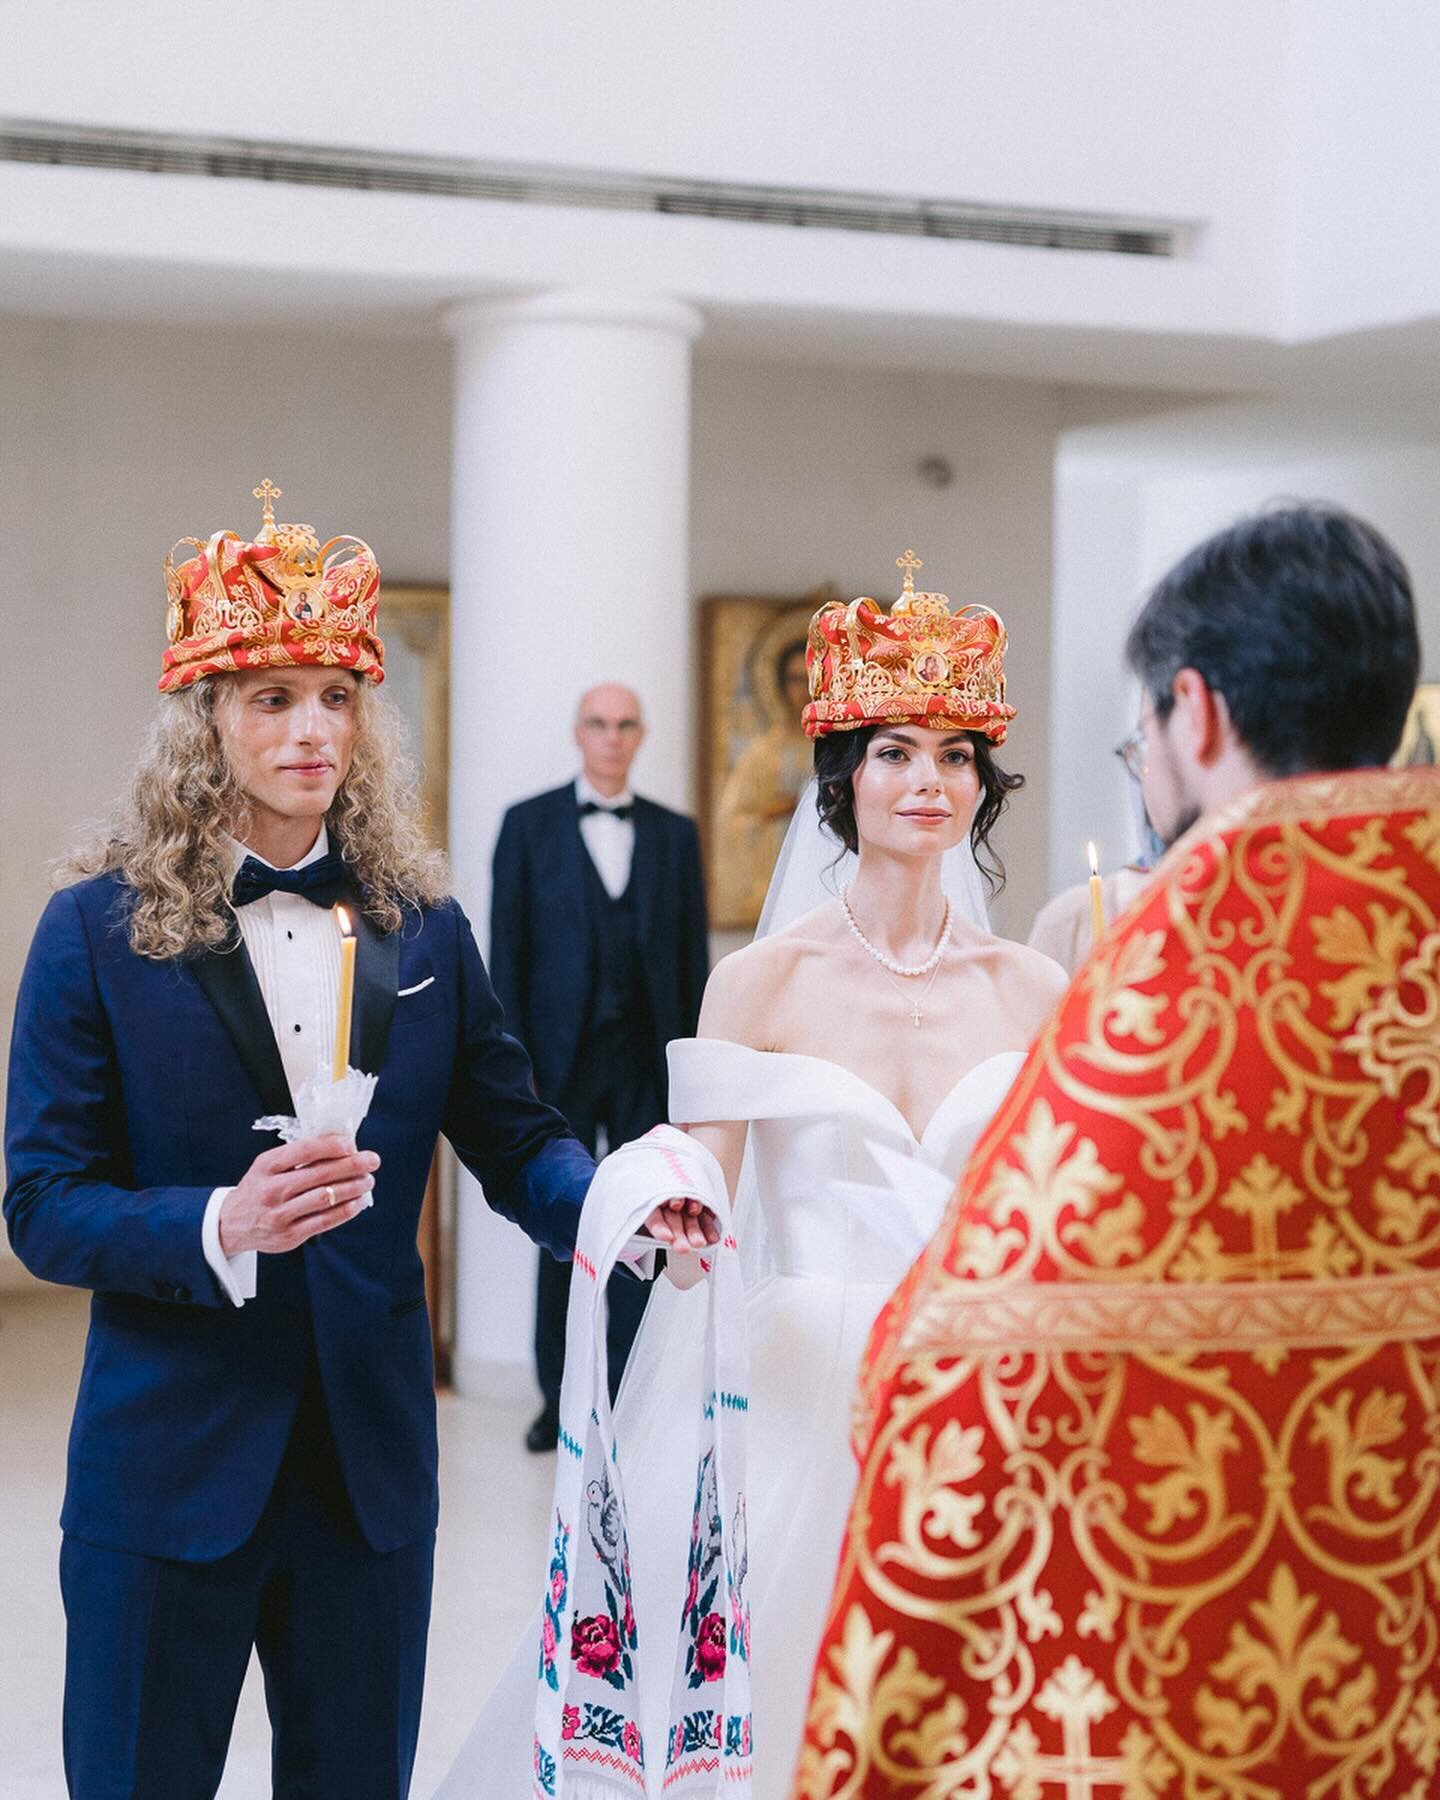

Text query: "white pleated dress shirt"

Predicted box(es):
[203, 817, 659, 1306]
[202, 827, 343, 1306]
[575, 774, 635, 896]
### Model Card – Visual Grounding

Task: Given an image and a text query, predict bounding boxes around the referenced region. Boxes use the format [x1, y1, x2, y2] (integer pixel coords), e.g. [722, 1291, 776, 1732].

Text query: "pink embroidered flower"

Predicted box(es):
[741, 1718, 751, 1756]
[572, 1613, 622, 1678]
[623, 1592, 636, 1640]
[696, 1614, 728, 1682]
[685, 1565, 699, 1616]
[541, 1613, 557, 1660]
[623, 1722, 642, 1762]
[561, 1705, 580, 1741]
[550, 1568, 566, 1605]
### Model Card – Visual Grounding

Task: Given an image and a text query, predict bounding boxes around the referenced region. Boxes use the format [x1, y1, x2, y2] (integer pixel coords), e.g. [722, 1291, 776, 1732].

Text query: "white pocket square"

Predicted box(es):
[397, 976, 437, 998]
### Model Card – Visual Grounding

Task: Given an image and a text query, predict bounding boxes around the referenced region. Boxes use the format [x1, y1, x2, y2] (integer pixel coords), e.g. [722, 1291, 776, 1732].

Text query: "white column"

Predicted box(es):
[445, 289, 703, 1400]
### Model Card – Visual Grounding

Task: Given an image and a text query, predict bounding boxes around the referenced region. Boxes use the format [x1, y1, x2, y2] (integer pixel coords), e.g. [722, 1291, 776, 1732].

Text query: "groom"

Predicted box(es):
[3, 482, 711, 1799]
[795, 504, 1438, 1797]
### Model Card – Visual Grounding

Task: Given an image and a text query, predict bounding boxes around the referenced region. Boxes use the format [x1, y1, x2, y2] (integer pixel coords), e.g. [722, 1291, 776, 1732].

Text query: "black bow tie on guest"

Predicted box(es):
[232, 850, 351, 910]
[578, 800, 634, 821]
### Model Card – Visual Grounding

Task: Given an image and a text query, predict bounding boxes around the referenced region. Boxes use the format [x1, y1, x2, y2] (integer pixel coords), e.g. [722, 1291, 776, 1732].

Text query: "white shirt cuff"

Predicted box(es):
[616, 1235, 660, 1282]
[203, 1187, 257, 1307]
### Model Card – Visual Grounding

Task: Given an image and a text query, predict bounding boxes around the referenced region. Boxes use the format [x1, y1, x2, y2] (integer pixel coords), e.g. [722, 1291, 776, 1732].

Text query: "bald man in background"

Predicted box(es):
[490, 685, 710, 1450]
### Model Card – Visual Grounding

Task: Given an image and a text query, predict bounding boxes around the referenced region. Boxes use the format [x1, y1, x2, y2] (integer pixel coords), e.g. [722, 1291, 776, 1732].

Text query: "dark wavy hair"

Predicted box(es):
[813, 724, 1024, 893]
[1126, 502, 1419, 774]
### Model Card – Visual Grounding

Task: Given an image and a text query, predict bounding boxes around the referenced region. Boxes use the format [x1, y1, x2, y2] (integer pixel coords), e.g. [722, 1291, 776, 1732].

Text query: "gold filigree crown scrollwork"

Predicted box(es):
[801, 548, 1017, 742]
[157, 477, 384, 693]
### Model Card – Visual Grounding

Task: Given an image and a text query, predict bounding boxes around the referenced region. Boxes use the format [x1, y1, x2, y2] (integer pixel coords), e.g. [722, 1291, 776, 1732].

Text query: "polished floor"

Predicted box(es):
[0, 1288, 554, 1798]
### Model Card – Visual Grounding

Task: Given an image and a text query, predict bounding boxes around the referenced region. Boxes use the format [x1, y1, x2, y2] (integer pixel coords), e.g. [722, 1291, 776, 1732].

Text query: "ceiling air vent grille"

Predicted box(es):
[0, 119, 1192, 258]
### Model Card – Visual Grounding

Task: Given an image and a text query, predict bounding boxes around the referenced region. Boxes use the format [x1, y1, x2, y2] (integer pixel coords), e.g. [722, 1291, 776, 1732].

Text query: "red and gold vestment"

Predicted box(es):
[796, 767, 1440, 1800]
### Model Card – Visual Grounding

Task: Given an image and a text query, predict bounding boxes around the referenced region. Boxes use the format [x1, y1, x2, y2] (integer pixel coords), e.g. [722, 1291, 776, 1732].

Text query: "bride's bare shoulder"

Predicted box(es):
[980, 932, 1070, 1016]
[698, 905, 842, 1044]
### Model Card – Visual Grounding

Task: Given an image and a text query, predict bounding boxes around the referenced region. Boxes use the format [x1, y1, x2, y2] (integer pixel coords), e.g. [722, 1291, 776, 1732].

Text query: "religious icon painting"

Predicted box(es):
[699, 587, 838, 932]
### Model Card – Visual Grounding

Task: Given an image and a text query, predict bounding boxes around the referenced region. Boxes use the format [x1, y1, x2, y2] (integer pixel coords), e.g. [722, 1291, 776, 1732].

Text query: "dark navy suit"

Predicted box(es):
[4, 872, 595, 1795]
[490, 784, 708, 1410]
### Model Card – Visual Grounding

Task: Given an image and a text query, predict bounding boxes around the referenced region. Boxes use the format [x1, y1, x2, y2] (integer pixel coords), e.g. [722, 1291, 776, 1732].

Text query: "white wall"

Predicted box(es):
[1287, 1, 1440, 338]
[0, 1, 1282, 221]
[0, 3, 1294, 363]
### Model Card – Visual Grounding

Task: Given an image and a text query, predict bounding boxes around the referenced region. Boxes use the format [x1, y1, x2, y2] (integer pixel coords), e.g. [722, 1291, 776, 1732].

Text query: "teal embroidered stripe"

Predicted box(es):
[702, 1390, 750, 1420]
[558, 1428, 584, 1460]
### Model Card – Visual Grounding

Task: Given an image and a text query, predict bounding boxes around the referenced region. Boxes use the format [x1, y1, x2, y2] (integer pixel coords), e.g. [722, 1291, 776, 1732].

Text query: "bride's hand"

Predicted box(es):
[642, 1197, 720, 1254]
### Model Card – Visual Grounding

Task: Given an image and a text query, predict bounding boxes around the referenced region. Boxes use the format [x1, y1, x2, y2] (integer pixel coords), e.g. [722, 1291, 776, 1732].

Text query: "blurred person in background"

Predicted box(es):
[490, 682, 710, 1451]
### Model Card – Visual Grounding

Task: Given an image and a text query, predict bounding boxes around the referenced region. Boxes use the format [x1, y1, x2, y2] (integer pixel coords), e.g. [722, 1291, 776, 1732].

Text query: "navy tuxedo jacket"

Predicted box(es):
[3, 872, 595, 1561]
[489, 785, 709, 1104]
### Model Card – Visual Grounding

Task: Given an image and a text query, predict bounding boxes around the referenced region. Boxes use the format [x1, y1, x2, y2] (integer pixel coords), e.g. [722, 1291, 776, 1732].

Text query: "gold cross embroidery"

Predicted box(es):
[1173, 1153, 1348, 1284]
[991, 1661, 1172, 1799]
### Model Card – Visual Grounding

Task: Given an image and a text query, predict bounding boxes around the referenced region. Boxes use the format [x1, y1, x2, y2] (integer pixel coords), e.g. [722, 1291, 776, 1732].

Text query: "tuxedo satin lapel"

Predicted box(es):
[630, 801, 659, 941]
[546, 791, 591, 949]
[191, 933, 294, 1116]
[350, 904, 399, 1075]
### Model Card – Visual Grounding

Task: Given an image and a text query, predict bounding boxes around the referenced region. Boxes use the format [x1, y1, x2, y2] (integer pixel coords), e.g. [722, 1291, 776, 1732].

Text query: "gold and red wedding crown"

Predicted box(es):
[801, 550, 1015, 742]
[159, 479, 385, 693]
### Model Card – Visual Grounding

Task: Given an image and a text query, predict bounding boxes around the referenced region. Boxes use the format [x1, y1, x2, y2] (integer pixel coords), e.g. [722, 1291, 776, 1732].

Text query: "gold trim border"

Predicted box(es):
[902, 1267, 1440, 1358]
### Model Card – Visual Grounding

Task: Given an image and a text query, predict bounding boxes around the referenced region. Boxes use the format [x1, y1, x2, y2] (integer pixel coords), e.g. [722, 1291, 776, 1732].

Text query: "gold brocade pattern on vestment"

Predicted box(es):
[795, 766, 1440, 1800]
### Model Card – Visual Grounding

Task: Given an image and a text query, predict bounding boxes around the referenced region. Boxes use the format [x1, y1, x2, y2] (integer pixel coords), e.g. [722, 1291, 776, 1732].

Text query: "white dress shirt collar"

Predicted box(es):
[226, 822, 331, 877]
[574, 775, 634, 811]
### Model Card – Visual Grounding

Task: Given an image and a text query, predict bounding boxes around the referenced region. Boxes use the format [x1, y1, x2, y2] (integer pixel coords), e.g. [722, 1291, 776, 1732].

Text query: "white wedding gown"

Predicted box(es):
[436, 1036, 1024, 1799]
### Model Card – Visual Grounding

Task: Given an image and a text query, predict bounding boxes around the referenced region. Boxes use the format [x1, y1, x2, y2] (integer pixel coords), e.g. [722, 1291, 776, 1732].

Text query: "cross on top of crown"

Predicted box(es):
[896, 549, 923, 594]
[253, 479, 283, 532]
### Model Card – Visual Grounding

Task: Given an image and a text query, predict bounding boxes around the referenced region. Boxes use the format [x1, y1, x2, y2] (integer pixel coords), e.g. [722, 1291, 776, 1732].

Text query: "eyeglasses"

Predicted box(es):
[579, 718, 643, 736]
[1115, 729, 1147, 779]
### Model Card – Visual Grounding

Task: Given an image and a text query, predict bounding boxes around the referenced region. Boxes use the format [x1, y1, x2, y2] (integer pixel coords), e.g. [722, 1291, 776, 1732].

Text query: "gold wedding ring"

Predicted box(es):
[325, 1185, 338, 1208]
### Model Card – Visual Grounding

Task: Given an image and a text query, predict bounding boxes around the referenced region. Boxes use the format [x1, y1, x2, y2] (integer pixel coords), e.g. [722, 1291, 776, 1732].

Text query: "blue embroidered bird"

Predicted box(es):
[585, 1470, 627, 1592]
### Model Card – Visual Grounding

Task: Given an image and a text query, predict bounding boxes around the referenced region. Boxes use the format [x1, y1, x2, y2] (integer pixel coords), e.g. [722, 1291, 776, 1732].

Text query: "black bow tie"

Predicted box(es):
[578, 800, 634, 821]
[232, 850, 350, 910]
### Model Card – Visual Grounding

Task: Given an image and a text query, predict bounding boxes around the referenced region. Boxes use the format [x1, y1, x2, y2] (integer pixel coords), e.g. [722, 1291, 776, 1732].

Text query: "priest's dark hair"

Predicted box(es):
[1126, 503, 1421, 775]
[813, 725, 1023, 894]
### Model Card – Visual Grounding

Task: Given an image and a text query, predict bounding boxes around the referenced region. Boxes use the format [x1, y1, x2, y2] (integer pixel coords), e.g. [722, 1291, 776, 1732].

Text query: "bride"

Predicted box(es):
[438, 559, 1066, 1797]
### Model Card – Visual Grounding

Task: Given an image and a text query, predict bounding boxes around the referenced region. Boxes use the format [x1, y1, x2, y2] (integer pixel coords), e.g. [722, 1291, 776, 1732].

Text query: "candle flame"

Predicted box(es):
[335, 904, 352, 936]
[1087, 841, 1100, 877]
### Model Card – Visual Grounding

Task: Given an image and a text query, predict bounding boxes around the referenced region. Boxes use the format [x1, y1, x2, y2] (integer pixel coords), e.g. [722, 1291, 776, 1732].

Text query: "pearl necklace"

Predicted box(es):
[840, 890, 953, 1028]
[841, 889, 953, 978]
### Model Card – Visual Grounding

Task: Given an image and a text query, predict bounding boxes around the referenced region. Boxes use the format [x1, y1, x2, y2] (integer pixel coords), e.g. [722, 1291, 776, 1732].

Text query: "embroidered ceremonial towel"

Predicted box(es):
[534, 1126, 752, 1800]
[795, 766, 1440, 1799]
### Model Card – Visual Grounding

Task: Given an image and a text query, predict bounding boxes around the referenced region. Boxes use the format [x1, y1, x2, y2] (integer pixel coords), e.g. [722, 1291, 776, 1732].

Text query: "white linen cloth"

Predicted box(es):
[438, 1038, 1022, 1798]
[531, 1125, 751, 1799]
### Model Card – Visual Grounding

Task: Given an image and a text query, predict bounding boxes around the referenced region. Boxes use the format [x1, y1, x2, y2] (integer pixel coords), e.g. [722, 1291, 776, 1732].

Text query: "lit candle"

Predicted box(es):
[1087, 841, 1106, 945]
[333, 906, 356, 1080]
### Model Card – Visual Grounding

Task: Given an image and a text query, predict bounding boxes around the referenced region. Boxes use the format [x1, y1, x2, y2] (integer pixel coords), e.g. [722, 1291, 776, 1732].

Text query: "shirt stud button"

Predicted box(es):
[293, 1024, 302, 1034]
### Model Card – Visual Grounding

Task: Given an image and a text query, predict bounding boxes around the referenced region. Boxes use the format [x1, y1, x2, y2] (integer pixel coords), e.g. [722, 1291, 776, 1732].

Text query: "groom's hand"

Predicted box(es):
[642, 1198, 721, 1254]
[219, 1135, 379, 1256]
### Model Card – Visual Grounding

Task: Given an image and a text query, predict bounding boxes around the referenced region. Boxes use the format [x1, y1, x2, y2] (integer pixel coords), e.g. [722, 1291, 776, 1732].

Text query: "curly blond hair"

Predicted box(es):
[61, 678, 450, 960]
